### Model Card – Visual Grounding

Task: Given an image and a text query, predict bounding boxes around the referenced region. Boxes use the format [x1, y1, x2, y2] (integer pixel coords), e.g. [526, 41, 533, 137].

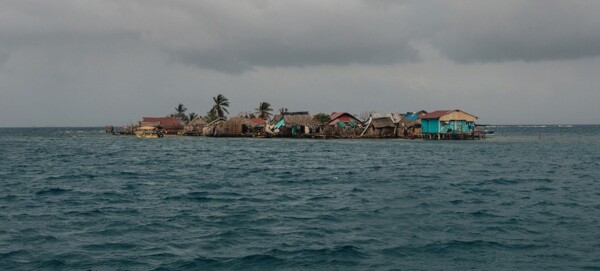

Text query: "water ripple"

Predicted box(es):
[1, 127, 600, 270]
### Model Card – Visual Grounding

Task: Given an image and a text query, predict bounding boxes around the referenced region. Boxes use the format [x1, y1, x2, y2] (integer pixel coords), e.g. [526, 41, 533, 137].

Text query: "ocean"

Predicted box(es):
[1, 126, 599, 270]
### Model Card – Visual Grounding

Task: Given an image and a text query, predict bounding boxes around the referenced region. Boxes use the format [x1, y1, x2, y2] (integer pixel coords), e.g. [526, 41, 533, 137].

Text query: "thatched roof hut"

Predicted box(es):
[141, 117, 184, 135]
[397, 111, 427, 138]
[272, 112, 316, 128]
[219, 117, 252, 136]
[271, 112, 317, 136]
[181, 115, 205, 135]
[203, 117, 265, 137]
[202, 118, 226, 136]
[362, 116, 396, 138]
[371, 117, 395, 129]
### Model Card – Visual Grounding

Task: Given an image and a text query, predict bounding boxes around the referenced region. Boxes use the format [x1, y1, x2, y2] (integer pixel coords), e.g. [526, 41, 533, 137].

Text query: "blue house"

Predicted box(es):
[421, 110, 478, 134]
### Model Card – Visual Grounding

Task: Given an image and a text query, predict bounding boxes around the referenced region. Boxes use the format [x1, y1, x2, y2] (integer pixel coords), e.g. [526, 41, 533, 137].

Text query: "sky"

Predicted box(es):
[1, 0, 600, 127]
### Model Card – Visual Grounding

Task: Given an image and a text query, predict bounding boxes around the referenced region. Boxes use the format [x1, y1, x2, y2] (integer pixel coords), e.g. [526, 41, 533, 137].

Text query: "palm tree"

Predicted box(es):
[175, 103, 187, 115]
[209, 94, 230, 118]
[204, 110, 218, 123]
[172, 103, 188, 122]
[255, 102, 273, 120]
[279, 107, 288, 116]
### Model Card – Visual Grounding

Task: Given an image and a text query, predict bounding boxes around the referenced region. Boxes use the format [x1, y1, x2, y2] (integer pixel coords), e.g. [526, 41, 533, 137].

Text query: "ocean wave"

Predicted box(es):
[382, 240, 545, 255]
[35, 187, 72, 196]
[2, 126, 600, 270]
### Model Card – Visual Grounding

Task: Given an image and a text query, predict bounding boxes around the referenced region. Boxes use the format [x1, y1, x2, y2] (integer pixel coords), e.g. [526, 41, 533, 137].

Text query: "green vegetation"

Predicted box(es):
[171, 103, 189, 122]
[255, 102, 273, 120]
[209, 94, 230, 119]
[313, 113, 331, 124]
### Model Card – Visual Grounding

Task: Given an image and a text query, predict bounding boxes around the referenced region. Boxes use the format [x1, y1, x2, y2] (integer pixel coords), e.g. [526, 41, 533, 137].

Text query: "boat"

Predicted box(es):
[134, 126, 163, 138]
[484, 129, 495, 137]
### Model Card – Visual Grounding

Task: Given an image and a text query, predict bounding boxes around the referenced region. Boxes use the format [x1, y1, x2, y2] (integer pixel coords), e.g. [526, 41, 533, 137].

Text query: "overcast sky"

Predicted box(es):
[1, 0, 599, 126]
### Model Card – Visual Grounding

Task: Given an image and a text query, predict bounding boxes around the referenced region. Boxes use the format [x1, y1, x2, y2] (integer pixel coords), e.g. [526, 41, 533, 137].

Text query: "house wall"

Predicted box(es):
[422, 112, 477, 134]
[422, 119, 440, 134]
[439, 120, 475, 133]
[366, 127, 395, 137]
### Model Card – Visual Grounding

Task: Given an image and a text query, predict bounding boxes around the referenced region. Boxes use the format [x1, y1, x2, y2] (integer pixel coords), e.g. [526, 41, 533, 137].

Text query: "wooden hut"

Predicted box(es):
[421, 109, 478, 138]
[203, 117, 265, 137]
[220, 117, 244, 136]
[364, 116, 396, 138]
[202, 118, 226, 136]
[271, 112, 317, 137]
[181, 115, 205, 136]
[397, 110, 427, 138]
[327, 112, 363, 127]
[249, 118, 267, 135]
[141, 117, 184, 135]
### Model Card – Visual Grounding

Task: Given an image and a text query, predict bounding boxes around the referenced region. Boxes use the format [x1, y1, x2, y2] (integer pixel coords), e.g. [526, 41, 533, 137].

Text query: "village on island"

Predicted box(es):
[106, 94, 492, 140]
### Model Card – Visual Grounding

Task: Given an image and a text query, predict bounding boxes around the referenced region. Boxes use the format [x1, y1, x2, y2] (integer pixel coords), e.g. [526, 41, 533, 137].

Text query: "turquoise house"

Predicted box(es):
[421, 110, 478, 134]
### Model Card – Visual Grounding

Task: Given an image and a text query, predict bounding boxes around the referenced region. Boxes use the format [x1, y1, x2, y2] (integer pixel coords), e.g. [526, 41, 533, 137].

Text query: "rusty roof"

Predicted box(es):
[142, 117, 184, 127]
[250, 118, 266, 125]
[420, 110, 452, 119]
[327, 112, 362, 126]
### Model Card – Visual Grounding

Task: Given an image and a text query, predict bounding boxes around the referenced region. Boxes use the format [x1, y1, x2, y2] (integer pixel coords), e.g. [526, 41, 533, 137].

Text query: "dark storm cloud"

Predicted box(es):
[0, 50, 9, 67]
[158, 1, 423, 73]
[5, 1, 600, 62]
[2, 0, 600, 126]
[159, 1, 600, 71]
[5, 1, 598, 72]
[172, 42, 420, 74]
[1, 31, 141, 50]
[432, 1, 600, 63]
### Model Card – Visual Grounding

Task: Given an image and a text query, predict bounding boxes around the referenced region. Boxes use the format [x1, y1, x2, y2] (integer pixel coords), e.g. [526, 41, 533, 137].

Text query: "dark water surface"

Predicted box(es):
[1, 126, 599, 270]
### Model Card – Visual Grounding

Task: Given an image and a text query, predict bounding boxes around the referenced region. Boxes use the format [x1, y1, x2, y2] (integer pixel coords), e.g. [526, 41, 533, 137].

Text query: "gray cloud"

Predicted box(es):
[0, 50, 8, 67]
[1, 0, 600, 126]
[172, 43, 420, 74]
[158, 1, 424, 73]
[154, 1, 600, 70]
[4, 1, 599, 71]
[432, 1, 600, 63]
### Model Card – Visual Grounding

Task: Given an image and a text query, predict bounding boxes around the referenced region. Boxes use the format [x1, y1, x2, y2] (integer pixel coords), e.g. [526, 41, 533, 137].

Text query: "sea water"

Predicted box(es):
[1, 126, 599, 270]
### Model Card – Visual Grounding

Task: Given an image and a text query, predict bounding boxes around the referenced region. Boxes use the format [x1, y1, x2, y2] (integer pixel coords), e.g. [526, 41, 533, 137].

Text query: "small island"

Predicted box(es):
[106, 94, 488, 140]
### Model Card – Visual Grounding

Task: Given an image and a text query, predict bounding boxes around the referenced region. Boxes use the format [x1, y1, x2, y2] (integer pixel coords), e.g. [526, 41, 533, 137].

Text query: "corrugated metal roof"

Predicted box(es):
[250, 118, 266, 125]
[329, 112, 345, 121]
[420, 110, 478, 120]
[420, 110, 452, 119]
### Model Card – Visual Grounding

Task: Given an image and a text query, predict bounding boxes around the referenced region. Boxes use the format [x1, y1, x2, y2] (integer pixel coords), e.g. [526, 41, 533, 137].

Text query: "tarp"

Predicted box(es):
[404, 114, 419, 120]
[274, 119, 285, 129]
[337, 122, 346, 127]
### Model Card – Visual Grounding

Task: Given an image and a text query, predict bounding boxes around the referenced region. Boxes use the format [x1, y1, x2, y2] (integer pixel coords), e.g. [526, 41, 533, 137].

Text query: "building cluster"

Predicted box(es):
[110, 109, 484, 140]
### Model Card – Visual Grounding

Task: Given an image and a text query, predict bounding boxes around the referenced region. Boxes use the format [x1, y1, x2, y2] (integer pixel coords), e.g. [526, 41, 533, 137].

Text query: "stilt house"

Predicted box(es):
[420, 110, 477, 135]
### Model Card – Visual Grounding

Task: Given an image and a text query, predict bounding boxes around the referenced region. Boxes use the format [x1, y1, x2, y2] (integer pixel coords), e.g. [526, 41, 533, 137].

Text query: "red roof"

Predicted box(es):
[142, 117, 184, 127]
[420, 110, 452, 119]
[327, 112, 362, 125]
[250, 118, 266, 125]
[329, 112, 345, 120]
